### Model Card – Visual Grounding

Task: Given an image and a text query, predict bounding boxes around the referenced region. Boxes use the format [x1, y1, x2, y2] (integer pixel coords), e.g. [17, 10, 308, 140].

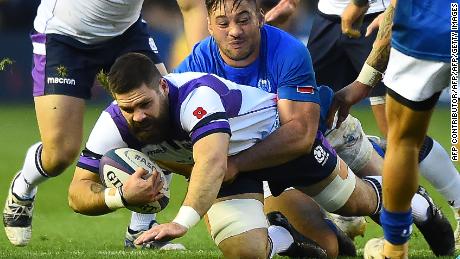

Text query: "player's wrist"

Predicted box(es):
[357, 63, 383, 87]
[104, 187, 126, 210]
[173, 206, 201, 229]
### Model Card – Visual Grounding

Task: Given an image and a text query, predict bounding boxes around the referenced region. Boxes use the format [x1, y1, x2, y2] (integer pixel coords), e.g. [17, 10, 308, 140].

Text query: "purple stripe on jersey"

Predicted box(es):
[316, 131, 336, 156]
[31, 32, 46, 44]
[105, 104, 143, 150]
[32, 54, 46, 97]
[78, 156, 100, 171]
[190, 121, 230, 143]
[168, 74, 242, 121]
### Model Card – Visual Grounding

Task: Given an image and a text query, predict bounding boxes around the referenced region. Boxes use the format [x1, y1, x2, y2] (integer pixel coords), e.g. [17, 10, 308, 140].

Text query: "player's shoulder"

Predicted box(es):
[263, 25, 308, 56]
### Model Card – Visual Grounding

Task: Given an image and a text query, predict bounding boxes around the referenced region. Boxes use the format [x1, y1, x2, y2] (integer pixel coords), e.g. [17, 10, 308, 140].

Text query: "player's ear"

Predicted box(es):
[207, 17, 214, 36]
[258, 9, 265, 28]
[159, 78, 169, 95]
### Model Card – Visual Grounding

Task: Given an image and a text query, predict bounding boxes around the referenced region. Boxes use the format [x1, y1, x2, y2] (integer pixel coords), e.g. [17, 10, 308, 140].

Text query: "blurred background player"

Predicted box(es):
[322, 0, 454, 257]
[2, 0, 208, 247]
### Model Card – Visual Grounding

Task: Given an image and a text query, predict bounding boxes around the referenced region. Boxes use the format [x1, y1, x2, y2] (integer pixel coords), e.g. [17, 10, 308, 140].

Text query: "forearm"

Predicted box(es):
[233, 103, 320, 172]
[176, 0, 208, 50]
[183, 160, 226, 216]
[365, 5, 395, 73]
[68, 175, 112, 216]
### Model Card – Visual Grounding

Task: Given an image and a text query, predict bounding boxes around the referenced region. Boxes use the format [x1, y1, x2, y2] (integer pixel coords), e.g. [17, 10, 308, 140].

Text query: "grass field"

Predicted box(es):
[0, 104, 458, 258]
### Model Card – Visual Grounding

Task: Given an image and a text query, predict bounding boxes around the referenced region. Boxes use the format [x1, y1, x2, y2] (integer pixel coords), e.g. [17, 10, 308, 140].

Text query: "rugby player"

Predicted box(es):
[72, 52, 445, 258]
[324, 0, 454, 257]
[173, 0, 454, 255]
[3, 0, 208, 247]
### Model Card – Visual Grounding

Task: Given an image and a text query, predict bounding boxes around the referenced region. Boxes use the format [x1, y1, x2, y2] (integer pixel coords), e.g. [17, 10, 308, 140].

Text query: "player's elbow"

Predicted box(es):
[291, 120, 317, 154]
[68, 185, 96, 215]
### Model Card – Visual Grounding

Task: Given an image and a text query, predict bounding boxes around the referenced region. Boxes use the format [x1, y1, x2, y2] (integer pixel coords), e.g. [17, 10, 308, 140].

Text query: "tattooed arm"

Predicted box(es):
[68, 166, 163, 215]
[68, 167, 111, 215]
[326, 4, 395, 128]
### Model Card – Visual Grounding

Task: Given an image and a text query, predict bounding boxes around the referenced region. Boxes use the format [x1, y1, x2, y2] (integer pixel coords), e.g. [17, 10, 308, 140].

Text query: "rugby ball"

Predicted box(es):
[99, 148, 170, 213]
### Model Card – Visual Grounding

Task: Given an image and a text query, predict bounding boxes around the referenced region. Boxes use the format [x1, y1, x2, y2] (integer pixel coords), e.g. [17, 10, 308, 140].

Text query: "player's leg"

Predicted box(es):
[263, 187, 340, 257]
[207, 178, 326, 258]
[379, 48, 452, 258]
[3, 31, 94, 246]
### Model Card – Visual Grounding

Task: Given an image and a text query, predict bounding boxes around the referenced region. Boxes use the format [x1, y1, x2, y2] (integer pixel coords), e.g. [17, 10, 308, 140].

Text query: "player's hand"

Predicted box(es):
[223, 157, 239, 183]
[326, 81, 372, 129]
[265, 0, 299, 26]
[122, 167, 164, 206]
[341, 2, 369, 38]
[134, 222, 188, 244]
[365, 12, 385, 36]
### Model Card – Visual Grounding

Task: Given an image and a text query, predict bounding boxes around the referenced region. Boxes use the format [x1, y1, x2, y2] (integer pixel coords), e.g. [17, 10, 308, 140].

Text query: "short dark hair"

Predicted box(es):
[107, 52, 161, 96]
[205, 0, 257, 15]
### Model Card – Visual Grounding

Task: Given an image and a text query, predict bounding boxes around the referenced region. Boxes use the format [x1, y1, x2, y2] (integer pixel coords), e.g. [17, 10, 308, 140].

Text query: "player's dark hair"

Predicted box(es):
[107, 52, 161, 96]
[205, 0, 258, 15]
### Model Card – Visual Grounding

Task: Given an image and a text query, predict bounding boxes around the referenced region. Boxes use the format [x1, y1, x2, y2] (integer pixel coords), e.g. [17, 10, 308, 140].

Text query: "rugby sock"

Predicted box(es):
[12, 142, 50, 199]
[362, 176, 383, 215]
[268, 225, 294, 258]
[129, 212, 156, 232]
[419, 137, 460, 209]
[410, 193, 430, 223]
[380, 208, 413, 245]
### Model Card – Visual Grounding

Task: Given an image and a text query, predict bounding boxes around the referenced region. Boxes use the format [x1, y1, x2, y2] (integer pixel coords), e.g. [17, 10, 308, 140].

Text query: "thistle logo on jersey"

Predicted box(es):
[297, 85, 314, 94]
[314, 145, 329, 165]
[193, 107, 207, 119]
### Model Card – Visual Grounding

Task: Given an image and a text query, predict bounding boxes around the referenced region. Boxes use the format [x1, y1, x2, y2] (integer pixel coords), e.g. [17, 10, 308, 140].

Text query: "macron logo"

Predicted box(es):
[47, 77, 76, 85]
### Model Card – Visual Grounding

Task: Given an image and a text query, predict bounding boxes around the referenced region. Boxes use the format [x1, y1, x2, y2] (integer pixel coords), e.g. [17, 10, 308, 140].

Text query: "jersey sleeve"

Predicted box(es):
[276, 43, 320, 104]
[180, 86, 231, 144]
[76, 111, 127, 174]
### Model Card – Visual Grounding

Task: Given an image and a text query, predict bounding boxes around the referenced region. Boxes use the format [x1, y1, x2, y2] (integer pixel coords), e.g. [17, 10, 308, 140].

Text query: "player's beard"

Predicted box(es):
[130, 99, 171, 144]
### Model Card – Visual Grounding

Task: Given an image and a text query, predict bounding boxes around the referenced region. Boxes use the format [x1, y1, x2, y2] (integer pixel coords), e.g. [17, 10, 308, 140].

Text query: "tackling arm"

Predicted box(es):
[229, 100, 320, 174]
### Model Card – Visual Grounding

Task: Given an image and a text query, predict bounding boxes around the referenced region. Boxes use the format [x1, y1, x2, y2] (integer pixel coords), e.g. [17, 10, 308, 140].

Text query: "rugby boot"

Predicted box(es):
[3, 172, 34, 246]
[267, 211, 327, 258]
[327, 213, 367, 240]
[363, 237, 408, 259]
[124, 221, 186, 250]
[414, 186, 455, 256]
[452, 207, 460, 250]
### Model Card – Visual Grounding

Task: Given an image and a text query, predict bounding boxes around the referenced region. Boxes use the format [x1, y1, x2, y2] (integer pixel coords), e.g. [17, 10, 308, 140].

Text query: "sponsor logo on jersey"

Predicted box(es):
[296, 85, 314, 94]
[257, 79, 272, 92]
[313, 145, 329, 165]
[193, 107, 207, 119]
[47, 77, 76, 85]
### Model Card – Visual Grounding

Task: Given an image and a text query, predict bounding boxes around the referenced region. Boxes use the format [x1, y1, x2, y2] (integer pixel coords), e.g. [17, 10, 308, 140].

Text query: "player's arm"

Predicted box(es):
[176, 0, 208, 50]
[134, 133, 229, 243]
[326, 4, 395, 128]
[228, 100, 320, 175]
[68, 164, 163, 216]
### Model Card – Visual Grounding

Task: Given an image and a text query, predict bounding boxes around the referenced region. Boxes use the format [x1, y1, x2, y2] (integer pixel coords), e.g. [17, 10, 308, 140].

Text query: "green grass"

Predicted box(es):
[0, 104, 457, 258]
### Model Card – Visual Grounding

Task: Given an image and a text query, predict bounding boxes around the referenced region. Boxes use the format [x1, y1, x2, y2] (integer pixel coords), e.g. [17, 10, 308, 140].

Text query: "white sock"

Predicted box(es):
[268, 225, 294, 258]
[12, 142, 49, 199]
[420, 139, 460, 209]
[129, 212, 156, 231]
[411, 193, 430, 223]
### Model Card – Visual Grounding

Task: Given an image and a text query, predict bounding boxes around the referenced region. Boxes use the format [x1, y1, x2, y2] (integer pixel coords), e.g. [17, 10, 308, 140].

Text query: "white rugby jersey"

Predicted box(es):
[318, 0, 390, 16]
[77, 72, 278, 173]
[34, 0, 144, 44]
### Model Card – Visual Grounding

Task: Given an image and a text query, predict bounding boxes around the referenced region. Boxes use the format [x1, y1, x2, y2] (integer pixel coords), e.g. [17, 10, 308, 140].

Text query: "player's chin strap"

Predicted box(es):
[173, 206, 201, 229]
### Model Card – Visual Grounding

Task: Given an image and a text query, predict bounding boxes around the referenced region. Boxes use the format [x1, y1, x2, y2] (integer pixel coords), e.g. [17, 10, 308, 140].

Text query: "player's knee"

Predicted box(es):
[41, 144, 81, 176]
[310, 167, 356, 213]
[208, 199, 268, 256]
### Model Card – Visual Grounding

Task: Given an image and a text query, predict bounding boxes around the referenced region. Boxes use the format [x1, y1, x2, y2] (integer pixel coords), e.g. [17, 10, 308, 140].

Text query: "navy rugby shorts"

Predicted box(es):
[31, 19, 162, 99]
